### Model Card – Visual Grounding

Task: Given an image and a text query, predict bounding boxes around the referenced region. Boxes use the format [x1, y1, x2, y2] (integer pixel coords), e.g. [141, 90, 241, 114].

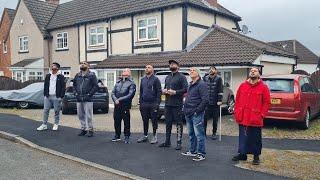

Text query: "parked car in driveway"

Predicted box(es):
[62, 80, 109, 114]
[155, 71, 235, 120]
[262, 74, 320, 129]
[0, 82, 44, 108]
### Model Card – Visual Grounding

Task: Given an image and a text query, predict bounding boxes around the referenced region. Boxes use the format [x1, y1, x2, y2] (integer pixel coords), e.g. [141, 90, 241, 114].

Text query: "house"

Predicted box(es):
[9, 0, 59, 82]
[96, 25, 297, 104]
[0, 8, 15, 77]
[269, 40, 319, 74]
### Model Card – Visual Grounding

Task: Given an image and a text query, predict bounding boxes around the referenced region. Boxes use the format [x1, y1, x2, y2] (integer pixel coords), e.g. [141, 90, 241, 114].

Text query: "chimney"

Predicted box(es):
[46, 0, 59, 5]
[206, 0, 218, 7]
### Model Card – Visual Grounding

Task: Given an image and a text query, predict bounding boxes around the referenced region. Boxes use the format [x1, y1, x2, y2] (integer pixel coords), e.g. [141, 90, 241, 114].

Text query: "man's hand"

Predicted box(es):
[162, 89, 168, 94]
[115, 100, 120, 105]
[167, 89, 176, 95]
[217, 102, 222, 106]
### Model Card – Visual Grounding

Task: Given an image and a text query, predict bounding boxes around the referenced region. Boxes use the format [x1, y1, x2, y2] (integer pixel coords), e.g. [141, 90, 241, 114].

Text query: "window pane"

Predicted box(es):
[224, 72, 231, 86]
[148, 18, 156, 25]
[139, 29, 146, 39]
[90, 35, 97, 45]
[63, 33, 67, 38]
[97, 27, 104, 33]
[90, 28, 96, 33]
[138, 20, 147, 27]
[148, 26, 157, 39]
[98, 34, 104, 44]
[25, 40, 28, 50]
[57, 34, 62, 38]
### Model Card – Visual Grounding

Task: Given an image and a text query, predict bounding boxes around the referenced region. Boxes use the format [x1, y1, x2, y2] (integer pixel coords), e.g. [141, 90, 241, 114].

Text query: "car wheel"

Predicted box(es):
[300, 109, 310, 130]
[18, 102, 29, 109]
[226, 96, 235, 115]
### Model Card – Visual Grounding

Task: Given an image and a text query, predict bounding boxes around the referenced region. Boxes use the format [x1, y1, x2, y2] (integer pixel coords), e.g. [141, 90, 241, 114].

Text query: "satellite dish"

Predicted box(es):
[242, 25, 249, 34]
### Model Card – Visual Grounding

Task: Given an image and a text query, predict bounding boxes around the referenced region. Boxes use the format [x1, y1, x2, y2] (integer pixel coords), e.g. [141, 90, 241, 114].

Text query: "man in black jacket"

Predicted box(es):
[73, 62, 99, 137]
[159, 60, 188, 150]
[111, 68, 136, 144]
[203, 66, 223, 140]
[37, 62, 65, 131]
[138, 65, 161, 144]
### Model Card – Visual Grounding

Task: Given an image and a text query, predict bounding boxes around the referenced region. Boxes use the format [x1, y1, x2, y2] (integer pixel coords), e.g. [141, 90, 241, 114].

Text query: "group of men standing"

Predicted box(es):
[36, 59, 270, 164]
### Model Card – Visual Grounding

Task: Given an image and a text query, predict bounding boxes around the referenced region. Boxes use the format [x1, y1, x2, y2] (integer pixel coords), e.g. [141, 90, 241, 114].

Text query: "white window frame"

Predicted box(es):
[89, 26, 105, 46]
[137, 17, 158, 41]
[28, 71, 43, 80]
[56, 32, 68, 50]
[19, 36, 28, 52]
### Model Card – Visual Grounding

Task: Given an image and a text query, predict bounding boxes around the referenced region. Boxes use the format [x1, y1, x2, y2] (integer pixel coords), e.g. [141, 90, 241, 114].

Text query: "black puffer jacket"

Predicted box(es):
[112, 77, 136, 108]
[73, 71, 99, 102]
[43, 73, 66, 98]
[164, 72, 188, 107]
[203, 75, 223, 106]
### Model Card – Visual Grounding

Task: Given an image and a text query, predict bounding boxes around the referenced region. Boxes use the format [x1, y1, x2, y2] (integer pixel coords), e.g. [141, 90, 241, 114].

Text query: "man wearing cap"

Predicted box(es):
[73, 61, 99, 137]
[159, 60, 188, 150]
[203, 65, 223, 140]
[37, 62, 66, 131]
[182, 67, 208, 161]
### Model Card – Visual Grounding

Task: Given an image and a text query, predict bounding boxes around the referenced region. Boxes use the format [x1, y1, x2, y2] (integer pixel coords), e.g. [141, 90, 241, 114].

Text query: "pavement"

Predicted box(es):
[1, 113, 319, 180]
[0, 138, 124, 180]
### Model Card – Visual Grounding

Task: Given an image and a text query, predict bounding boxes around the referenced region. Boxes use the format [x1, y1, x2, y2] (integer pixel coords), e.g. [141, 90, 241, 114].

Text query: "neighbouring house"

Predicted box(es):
[9, 0, 59, 82]
[96, 25, 297, 104]
[0, 8, 15, 77]
[269, 40, 319, 74]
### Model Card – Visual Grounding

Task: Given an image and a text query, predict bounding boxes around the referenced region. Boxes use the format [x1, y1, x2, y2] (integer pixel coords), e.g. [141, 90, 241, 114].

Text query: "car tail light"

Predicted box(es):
[293, 80, 301, 109]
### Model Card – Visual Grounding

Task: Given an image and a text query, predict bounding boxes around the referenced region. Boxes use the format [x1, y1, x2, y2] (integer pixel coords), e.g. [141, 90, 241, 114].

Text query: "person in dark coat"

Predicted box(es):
[111, 68, 136, 144]
[232, 67, 270, 165]
[159, 60, 188, 150]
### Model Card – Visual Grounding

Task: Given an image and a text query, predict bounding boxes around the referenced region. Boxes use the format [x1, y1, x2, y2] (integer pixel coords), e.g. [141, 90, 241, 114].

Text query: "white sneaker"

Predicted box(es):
[37, 124, 48, 131]
[52, 124, 59, 131]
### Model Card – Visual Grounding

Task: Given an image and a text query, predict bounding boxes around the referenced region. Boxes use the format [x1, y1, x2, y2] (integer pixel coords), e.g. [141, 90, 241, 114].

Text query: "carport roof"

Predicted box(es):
[11, 58, 41, 67]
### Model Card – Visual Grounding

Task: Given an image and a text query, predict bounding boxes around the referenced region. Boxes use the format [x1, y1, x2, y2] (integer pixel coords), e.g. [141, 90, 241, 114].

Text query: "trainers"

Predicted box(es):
[181, 151, 197, 157]
[111, 136, 121, 142]
[193, 154, 206, 161]
[158, 142, 171, 148]
[252, 155, 260, 165]
[52, 124, 59, 131]
[37, 124, 48, 131]
[232, 154, 247, 161]
[137, 136, 148, 143]
[87, 130, 94, 137]
[150, 135, 158, 144]
[124, 136, 130, 144]
[211, 134, 218, 140]
[78, 130, 87, 136]
[175, 143, 182, 150]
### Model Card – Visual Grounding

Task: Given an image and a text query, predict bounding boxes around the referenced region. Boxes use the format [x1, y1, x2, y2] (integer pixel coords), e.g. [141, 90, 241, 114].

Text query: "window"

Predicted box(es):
[138, 17, 157, 41]
[28, 71, 43, 80]
[89, 27, 105, 46]
[3, 41, 7, 53]
[19, 36, 28, 52]
[56, 32, 68, 50]
[263, 79, 294, 93]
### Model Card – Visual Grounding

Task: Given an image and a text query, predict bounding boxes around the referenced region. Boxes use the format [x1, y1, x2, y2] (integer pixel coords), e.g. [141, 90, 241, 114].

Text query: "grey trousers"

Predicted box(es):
[43, 95, 62, 125]
[77, 102, 93, 130]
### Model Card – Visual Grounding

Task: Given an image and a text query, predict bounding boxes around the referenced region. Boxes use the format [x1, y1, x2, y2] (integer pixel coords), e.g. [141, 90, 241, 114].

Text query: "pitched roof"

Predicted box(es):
[269, 40, 319, 64]
[0, 8, 16, 42]
[46, 0, 241, 30]
[96, 26, 296, 69]
[23, 0, 58, 38]
[11, 58, 41, 67]
[6, 8, 16, 22]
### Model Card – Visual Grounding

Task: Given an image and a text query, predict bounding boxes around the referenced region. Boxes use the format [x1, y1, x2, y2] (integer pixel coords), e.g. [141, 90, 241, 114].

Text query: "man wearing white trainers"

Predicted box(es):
[37, 62, 65, 131]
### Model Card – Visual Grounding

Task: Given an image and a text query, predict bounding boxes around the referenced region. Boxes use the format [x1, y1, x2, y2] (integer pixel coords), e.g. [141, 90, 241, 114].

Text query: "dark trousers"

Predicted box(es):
[165, 106, 183, 144]
[238, 125, 262, 156]
[114, 105, 131, 138]
[140, 102, 158, 136]
[204, 105, 219, 136]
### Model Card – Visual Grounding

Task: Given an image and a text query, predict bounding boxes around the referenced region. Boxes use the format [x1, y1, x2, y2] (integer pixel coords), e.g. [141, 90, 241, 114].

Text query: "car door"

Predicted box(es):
[303, 77, 317, 117]
[309, 78, 320, 115]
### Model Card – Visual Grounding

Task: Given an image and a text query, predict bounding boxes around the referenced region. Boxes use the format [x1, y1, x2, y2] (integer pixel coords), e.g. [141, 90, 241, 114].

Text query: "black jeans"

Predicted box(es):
[165, 106, 183, 144]
[114, 105, 131, 138]
[140, 102, 158, 136]
[204, 105, 220, 136]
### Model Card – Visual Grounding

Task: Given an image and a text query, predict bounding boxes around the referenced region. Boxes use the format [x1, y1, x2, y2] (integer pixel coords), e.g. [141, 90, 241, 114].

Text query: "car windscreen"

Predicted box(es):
[262, 78, 294, 93]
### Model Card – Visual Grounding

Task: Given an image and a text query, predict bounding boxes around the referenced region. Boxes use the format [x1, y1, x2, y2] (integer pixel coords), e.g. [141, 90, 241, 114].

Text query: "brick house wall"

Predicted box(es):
[0, 9, 13, 77]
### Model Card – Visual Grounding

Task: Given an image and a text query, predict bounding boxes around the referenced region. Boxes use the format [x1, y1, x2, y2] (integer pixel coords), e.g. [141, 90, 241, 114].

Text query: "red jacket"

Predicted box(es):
[234, 79, 270, 127]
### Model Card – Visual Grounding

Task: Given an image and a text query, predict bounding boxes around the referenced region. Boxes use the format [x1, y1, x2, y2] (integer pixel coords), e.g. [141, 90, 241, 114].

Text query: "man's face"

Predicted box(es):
[51, 64, 58, 72]
[169, 63, 178, 71]
[122, 69, 130, 78]
[209, 67, 217, 75]
[189, 68, 199, 79]
[80, 62, 89, 70]
[145, 65, 153, 75]
[249, 68, 260, 79]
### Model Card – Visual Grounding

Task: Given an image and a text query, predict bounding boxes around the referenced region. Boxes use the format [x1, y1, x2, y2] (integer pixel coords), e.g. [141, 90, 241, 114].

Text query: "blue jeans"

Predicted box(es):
[42, 95, 62, 125]
[185, 112, 206, 155]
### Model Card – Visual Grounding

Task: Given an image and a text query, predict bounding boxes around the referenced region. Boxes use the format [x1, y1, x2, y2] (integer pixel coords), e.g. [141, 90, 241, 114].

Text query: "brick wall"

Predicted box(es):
[0, 9, 13, 77]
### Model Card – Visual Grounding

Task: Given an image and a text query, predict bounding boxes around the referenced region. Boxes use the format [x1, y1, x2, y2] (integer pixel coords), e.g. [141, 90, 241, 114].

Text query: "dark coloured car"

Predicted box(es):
[62, 80, 109, 114]
[155, 71, 235, 120]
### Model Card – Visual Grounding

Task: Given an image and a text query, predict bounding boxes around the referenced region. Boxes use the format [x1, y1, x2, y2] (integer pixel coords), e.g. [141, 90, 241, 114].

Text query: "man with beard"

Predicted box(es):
[232, 67, 270, 165]
[203, 66, 223, 140]
[137, 65, 161, 144]
[159, 60, 188, 150]
[73, 62, 99, 137]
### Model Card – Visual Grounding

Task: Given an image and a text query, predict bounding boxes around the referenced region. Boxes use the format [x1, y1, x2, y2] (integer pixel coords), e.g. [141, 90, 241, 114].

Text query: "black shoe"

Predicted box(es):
[78, 130, 87, 136]
[252, 155, 260, 165]
[111, 136, 121, 142]
[232, 154, 247, 161]
[159, 142, 171, 148]
[211, 134, 218, 140]
[175, 143, 182, 150]
[87, 130, 94, 137]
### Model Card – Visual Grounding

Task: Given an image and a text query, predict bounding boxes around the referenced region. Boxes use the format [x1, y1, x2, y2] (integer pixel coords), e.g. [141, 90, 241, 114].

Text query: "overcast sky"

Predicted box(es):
[1, 0, 319, 55]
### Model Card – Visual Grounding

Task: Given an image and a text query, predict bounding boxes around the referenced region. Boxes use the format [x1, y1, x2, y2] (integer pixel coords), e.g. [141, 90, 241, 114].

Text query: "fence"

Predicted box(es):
[0, 76, 43, 90]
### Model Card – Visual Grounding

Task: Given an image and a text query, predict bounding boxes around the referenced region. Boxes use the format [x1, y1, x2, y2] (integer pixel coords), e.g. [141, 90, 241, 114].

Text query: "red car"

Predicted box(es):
[262, 74, 320, 129]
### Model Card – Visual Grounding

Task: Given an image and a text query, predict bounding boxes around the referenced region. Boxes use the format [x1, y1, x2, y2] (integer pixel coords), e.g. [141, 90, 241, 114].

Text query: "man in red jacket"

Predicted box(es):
[232, 67, 270, 165]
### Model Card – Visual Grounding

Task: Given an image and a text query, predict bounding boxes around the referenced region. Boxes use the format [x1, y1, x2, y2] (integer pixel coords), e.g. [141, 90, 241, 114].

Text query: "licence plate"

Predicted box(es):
[271, 98, 281, 105]
[161, 95, 166, 101]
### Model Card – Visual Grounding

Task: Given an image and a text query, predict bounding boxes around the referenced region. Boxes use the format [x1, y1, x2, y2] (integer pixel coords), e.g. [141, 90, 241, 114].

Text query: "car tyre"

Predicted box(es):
[300, 109, 310, 130]
[18, 102, 29, 109]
